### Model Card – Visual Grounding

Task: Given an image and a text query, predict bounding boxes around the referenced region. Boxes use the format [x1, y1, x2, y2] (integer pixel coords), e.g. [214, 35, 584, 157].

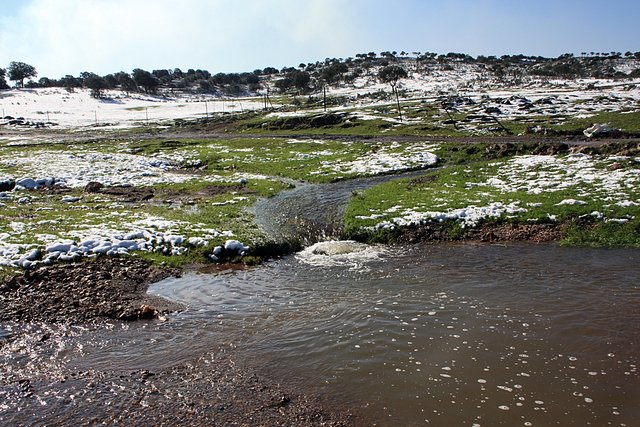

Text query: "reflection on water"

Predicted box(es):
[7, 242, 639, 426]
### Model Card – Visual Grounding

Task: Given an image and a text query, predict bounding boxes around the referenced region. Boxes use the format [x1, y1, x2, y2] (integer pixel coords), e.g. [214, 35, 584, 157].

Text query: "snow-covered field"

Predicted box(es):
[0, 88, 261, 129]
[271, 62, 640, 131]
[0, 131, 444, 268]
[2, 61, 639, 132]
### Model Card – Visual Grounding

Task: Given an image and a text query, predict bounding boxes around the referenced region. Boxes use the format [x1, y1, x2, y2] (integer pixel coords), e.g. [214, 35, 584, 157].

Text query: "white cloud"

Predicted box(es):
[0, 0, 364, 78]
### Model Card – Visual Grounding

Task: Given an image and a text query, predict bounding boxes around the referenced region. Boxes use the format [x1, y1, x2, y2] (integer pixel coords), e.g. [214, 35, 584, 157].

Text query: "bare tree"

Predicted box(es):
[378, 65, 408, 121]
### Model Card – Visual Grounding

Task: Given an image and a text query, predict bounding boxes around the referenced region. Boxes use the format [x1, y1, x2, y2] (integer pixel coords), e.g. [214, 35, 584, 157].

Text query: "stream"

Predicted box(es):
[253, 169, 431, 244]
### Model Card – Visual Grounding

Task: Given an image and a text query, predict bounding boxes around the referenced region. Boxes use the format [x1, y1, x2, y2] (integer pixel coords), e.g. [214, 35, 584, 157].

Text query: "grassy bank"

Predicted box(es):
[344, 154, 640, 247]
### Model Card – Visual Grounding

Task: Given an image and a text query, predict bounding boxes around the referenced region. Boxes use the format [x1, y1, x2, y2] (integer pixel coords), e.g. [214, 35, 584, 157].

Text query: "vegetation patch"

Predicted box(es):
[344, 153, 640, 246]
[0, 134, 443, 269]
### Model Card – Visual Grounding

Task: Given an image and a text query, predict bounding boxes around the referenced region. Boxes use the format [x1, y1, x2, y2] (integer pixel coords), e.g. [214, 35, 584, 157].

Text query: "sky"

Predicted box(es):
[0, 0, 639, 80]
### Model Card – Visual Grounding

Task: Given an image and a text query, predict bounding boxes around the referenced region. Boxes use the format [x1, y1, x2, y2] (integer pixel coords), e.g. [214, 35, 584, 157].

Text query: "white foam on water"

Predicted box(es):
[296, 240, 387, 269]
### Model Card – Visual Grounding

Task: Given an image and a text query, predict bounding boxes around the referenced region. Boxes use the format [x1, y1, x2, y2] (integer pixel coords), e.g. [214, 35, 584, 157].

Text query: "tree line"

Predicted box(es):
[2, 50, 640, 98]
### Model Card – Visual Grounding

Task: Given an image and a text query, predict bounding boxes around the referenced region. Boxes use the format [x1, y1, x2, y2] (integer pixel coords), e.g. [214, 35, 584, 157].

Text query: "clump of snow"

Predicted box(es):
[0, 212, 242, 268]
[1, 151, 196, 188]
[61, 196, 81, 203]
[313, 142, 438, 176]
[209, 239, 250, 262]
[224, 239, 249, 253]
[556, 199, 587, 206]
[372, 202, 527, 230]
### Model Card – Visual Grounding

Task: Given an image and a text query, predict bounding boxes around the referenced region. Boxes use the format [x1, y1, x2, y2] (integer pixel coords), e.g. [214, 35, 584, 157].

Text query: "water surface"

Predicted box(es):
[72, 242, 639, 426]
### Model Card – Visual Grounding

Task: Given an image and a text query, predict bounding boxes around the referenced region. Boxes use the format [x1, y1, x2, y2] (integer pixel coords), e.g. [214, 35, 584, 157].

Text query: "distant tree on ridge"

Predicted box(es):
[82, 72, 109, 98]
[378, 65, 408, 121]
[7, 61, 37, 87]
[0, 68, 8, 89]
[132, 68, 160, 93]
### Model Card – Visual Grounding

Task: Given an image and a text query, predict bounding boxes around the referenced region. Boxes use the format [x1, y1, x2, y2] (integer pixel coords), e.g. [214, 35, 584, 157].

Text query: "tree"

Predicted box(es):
[292, 71, 311, 92]
[103, 74, 119, 89]
[59, 75, 82, 92]
[7, 61, 37, 87]
[132, 68, 160, 93]
[378, 65, 408, 120]
[0, 68, 8, 89]
[82, 72, 108, 98]
[320, 62, 348, 84]
[274, 71, 311, 94]
[38, 77, 57, 87]
[114, 72, 137, 93]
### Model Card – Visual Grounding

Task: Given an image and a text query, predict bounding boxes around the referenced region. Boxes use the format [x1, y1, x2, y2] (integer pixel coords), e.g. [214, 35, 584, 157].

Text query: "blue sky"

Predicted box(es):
[0, 0, 638, 79]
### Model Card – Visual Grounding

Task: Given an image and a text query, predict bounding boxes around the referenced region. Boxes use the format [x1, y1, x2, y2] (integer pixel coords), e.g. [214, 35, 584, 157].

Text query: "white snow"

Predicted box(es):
[364, 154, 639, 231]
[0, 207, 241, 267]
[313, 142, 439, 176]
[556, 199, 587, 206]
[0, 88, 262, 129]
[372, 202, 527, 230]
[2, 60, 639, 268]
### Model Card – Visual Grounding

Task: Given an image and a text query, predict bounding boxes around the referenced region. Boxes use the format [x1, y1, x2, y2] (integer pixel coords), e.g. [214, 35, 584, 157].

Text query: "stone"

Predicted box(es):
[0, 179, 15, 192]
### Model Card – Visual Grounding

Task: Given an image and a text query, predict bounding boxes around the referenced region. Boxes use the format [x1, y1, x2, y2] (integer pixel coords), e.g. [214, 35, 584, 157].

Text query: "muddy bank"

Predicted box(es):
[0, 257, 359, 426]
[392, 222, 564, 245]
[0, 257, 183, 323]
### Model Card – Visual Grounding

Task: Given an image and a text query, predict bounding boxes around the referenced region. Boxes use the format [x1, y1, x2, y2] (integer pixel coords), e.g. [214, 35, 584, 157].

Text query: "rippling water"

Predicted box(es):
[62, 242, 640, 426]
[253, 169, 431, 243]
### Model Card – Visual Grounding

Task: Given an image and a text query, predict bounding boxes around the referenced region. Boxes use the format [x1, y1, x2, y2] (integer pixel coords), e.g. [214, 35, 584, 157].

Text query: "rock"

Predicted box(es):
[16, 177, 37, 189]
[139, 304, 158, 319]
[583, 123, 620, 138]
[84, 181, 104, 193]
[0, 179, 15, 192]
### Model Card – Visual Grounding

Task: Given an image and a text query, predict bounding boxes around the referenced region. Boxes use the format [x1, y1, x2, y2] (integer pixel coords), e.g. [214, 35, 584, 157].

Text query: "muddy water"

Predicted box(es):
[62, 242, 639, 426]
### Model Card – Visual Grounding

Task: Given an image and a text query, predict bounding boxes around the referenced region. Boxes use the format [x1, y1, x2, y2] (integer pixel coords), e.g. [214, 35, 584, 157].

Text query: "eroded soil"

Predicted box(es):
[0, 257, 182, 323]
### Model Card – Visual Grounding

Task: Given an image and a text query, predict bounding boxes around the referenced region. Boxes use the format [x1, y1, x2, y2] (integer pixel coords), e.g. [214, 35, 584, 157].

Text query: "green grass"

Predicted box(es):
[344, 155, 640, 246]
[3, 103, 640, 272]
[553, 110, 640, 133]
[563, 220, 640, 247]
